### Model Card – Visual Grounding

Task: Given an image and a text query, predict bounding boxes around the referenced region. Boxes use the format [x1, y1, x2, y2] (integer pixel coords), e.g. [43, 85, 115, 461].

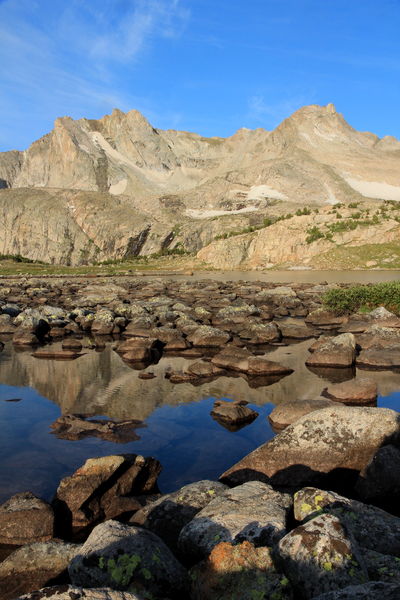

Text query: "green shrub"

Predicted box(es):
[323, 282, 400, 314]
[306, 226, 325, 244]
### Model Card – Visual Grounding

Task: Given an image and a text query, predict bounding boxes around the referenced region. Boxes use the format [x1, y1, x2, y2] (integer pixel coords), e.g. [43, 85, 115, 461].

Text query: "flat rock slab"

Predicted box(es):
[220, 406, 400, 488]
[211, 399, 258, 426]
[16, 586, 144, 600]
[268, 398, 336, 430]
[356, 345, 400, 369]
[131, 480, 228, 555]
[69, 520, 188, 598]
[0, 492, 54, 545]
[321, 378, 378, 405]
[178, 481, 292, 563]
[0, 540, 81, 600]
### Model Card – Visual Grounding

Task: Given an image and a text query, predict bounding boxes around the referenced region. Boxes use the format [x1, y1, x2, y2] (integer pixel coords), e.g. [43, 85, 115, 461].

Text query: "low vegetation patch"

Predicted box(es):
[323, 281, 400, 314]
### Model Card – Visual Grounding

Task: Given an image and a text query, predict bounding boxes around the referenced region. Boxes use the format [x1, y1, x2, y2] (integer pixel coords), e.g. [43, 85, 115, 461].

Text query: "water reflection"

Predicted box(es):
[0, 338, 399, 502]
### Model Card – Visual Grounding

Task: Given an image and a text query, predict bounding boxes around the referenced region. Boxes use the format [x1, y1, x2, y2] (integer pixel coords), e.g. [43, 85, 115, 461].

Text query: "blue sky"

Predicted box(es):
[0, 0, 399, 151]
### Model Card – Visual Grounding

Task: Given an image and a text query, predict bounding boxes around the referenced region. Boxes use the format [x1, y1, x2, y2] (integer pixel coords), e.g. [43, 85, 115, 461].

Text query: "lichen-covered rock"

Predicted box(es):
[69, 520, 188, 598]
[130, 480, 228, 555]
[178, 481, 292, 563]
[187, 325, 231, 347]
[0, 492, 54, 545]
[220, 406, 400, 488]
[362, 548, 400, 584]
[293, 487, 400, 556]
[190, 541, 292, 600]
[356, 345, 400, 369]
[306, 333, 356, 368]
[238, 321, 281, 344]
[16, 586, 144, 600]
[277, 514, 367, 599]
[0, 540, 81, 600]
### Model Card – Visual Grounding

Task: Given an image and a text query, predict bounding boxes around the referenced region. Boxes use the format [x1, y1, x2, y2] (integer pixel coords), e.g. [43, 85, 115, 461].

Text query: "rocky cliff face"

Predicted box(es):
[1, 103, 399, 266]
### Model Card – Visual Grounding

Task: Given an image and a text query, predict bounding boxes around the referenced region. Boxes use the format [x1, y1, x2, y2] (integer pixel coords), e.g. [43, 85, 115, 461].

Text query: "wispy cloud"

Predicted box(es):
[247, 95, 314, 128]
[0, 0, 190, 149]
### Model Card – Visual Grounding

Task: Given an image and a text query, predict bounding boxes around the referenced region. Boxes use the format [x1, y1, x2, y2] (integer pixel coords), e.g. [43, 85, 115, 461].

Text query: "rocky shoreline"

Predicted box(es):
[0, 276, 400, 599]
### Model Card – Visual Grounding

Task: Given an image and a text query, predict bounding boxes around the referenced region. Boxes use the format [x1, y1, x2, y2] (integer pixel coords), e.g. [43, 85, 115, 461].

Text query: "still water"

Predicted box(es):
[1, 337, 400, 503]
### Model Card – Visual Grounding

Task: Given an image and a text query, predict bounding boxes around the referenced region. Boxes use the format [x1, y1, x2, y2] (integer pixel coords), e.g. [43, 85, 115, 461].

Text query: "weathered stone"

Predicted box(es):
[220, 406, 400, 488]
[268, 398, 336, 430]
[279, 322, 316, 339]
[32, 348, 83, 360]
[312, 581, 400, 599]
[277, 514, 367, 599]
[12, 331, 39, 345]
[190, 541, 292, 600]
[0, 541, 81, 600]
[186, 360, 224, 378]
[356, 345, 400, 369]
[69, 520, 189, 597]
[187, 325, 231, 347]
[16, 586, 144, 600]
[321, 378, 378, 405]
[0, 492, 54, 545]
[62, 337, 83, 350]
[357, 325, 400, 350]
[130, 480, 228, 555]
[246, 355, 294, 376]
[211, 345, 252, 372]
[51, 415, 142, 443]
[211, 399, 258, 426]
[178, 481, 292, 563]
[306, 333, 356, 368]
[54, 454, 161, 537]
[293, 486, 400, 556]
[239, 322, 281, 344]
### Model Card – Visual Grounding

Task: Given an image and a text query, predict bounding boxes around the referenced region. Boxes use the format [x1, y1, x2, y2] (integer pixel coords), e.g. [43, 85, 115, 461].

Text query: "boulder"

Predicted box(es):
[32, 348, 83, 360]
[75, 284, 128, 307]
[321, 378, 378, 406]
[190, 541, 292, 600]
[0, 540, 80, 600]
[277, 514, 367, 599]
[12, 331, 39, 346]
[62, 338, 83, 351]
[268, 398, 336, 430]
[0, 492, 54, 545]
[363, 548, 400, 585]
[293, 486, 400, 556]
[220, 406, 400, 489]
[54, 454, 161, 538]
[357, 325, 400, 350]
[130, 480, 228, 555]
[279, 322, 317, 339]
[178, 481, 292, 563]
[306, 333, 356, 368]
[211, 346, 252, 372]
[312, 581, 400, 599]
[186, 360, 224, 378]
[0, 313, 17, 333]
[69, 520, 189, 598]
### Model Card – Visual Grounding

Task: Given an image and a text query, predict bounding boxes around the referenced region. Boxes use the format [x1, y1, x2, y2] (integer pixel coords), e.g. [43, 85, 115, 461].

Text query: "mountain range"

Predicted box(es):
[1, 103, 399, 268]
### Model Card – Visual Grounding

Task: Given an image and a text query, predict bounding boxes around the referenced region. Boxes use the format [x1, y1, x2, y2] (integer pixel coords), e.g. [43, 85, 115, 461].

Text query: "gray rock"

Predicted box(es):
[69, 520, 188, 597]
[220, 406, 400, 488]
[0, 540, 80, 600]
[312, 581, 400, 599]
[362, 548, 400, 584]
[268, 398, 336, 430]
[178, 481, 292, 563]
[187, 325, 231, 347]
[0, 491, 54, 545]
[356, 345, 400, 369]
[277, 514, 367, 599]
[130, 480, 228, 555]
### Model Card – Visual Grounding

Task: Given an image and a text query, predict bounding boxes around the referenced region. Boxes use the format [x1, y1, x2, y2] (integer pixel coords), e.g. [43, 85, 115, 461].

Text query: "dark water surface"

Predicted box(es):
[1, 337, 400, 503]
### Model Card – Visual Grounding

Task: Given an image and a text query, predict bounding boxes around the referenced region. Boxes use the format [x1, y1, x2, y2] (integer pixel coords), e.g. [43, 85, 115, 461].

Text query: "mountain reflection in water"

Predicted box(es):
[0, 338, 399, 502]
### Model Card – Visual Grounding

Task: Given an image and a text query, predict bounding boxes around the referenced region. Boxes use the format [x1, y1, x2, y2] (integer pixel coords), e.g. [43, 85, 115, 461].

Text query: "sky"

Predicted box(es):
[0, 0, 399, 151]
